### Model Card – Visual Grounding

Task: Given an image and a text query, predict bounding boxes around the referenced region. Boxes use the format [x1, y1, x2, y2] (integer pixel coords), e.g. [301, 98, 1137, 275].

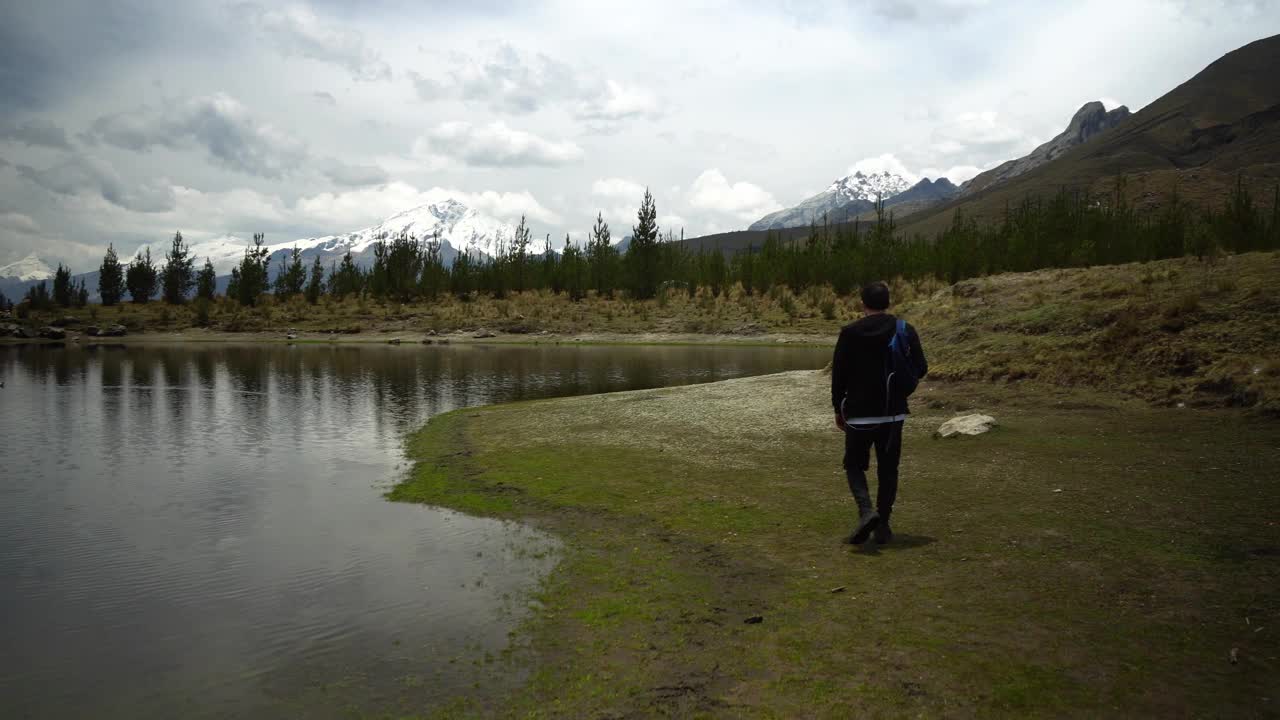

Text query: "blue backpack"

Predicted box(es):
[886, 319, 920, 400]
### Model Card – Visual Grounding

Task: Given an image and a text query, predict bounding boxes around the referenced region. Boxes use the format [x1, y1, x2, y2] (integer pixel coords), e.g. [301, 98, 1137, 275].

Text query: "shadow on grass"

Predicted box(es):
[853, 534, 937, 554]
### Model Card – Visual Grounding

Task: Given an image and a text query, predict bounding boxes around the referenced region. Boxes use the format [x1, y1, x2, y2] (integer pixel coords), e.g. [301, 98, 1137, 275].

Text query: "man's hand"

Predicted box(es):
[835, 413, 846, 432]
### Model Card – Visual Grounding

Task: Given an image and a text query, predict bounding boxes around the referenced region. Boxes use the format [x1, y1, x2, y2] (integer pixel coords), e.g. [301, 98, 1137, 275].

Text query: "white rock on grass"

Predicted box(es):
[936, 414, 997, 438]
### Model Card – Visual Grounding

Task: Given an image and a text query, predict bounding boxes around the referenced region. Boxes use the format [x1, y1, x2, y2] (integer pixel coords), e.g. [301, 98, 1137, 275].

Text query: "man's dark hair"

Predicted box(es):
[861, 281, 890, 311]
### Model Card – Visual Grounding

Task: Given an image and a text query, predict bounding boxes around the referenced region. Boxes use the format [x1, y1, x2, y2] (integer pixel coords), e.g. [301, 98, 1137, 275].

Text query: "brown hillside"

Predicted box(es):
[900, 34, 1280, 237]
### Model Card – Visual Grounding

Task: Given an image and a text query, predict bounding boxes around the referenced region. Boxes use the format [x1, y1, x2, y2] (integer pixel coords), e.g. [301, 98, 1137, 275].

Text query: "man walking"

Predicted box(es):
[831, 281, 928, 545]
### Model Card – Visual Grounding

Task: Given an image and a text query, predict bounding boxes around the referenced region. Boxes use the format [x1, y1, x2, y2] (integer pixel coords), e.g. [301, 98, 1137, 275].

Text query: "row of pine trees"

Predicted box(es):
[17, 231, 217, 311]
[13, 179, 1280, 313]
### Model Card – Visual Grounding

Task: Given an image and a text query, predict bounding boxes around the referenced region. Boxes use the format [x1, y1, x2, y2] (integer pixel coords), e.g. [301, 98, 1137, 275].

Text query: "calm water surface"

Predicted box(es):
[0, 342, 826, 719]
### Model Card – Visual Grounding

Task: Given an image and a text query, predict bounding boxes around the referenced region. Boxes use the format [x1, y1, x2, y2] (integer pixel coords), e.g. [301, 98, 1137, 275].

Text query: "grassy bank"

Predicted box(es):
[390, 372, 1280, 717]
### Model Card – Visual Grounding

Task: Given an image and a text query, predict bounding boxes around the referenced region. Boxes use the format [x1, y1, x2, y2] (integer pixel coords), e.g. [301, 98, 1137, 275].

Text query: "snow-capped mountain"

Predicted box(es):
[152, 200, 517, 275]
[0, 253, 55, 281]
[827, 171, 912, 204]
[288, 199, 517, 264]
[749, 170, 912, 231]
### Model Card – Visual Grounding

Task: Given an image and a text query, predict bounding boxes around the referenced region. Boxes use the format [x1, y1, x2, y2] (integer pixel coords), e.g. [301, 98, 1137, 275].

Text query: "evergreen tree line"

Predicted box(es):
[27, 179, 1279, 311]
[266, 179, 1277, 304]
[20, 263, 89, 311]
[205, 188, 669, 306]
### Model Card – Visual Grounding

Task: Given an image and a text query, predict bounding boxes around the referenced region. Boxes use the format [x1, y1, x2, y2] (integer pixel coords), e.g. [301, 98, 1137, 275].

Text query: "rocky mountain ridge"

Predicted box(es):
[960, 101, 1132, 195]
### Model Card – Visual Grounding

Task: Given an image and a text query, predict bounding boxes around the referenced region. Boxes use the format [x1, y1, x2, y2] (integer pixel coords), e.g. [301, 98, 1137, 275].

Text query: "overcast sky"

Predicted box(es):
[0, 0, 1276, 271]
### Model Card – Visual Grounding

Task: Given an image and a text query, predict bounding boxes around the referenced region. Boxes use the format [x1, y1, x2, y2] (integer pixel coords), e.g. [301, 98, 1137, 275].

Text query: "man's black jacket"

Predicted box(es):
[831, 313, 928, 419]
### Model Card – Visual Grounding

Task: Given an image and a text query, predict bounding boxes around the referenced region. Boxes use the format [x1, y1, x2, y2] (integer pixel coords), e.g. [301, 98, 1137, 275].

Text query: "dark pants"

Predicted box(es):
[843, 421, 903, 516]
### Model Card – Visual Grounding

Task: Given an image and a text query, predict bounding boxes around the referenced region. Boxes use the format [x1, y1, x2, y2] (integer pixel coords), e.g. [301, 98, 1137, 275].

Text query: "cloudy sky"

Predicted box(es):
[0, 0, 1275, 271]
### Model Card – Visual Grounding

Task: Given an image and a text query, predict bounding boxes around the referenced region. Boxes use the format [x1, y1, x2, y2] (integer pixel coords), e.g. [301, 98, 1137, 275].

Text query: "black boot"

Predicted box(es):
[847, 509, 880, 545]
[874, 511, 893, 545]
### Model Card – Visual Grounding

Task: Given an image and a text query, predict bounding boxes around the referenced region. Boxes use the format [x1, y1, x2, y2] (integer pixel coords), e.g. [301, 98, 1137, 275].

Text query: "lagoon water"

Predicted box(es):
[0, 342, 826, 718]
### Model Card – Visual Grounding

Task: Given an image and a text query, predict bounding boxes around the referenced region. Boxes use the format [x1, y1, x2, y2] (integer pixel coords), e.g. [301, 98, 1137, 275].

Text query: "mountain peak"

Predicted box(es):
[1065, 101, 1131, 141]
[826, 170, 911, 202]
[961, 99, 1132, 195]
[368, 199, 511, 254]
[0, 253, 55, 282]
[1072, 100, 1107, 120]
[749, 167, 918, 231]
[169, 199, 515, 276]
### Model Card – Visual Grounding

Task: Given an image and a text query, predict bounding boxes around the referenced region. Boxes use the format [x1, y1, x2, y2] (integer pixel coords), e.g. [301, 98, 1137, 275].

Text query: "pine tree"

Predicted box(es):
[52, 263, 72, 307]
[305, 255, 325, 304]
[627, 188, 660, 299]
[562, 236, 587, 301]
[196, 258, 217, 300]
[451, 250, 474, 300]
[511, 215, 531, 293]
[542, 234, 560, 293]
[226, 268, 241, 303]
[419, 230, 446, 301]
[385, 232, 424, 301]
[588, 212, 617, 297]
[234, 233, 271, 306]
[368, 238, 389, 299]
[74, 279, 89, 307]
[160, 231, 195, 304]
[331, 251, 363, 298]
[286, 248, 306, 295]
[273, 247, 306, 297]
[125, 248, 159, 303]
[0, 290, 8, 313]
[25, 281, 52, 310]
[98, 244, 124, 306]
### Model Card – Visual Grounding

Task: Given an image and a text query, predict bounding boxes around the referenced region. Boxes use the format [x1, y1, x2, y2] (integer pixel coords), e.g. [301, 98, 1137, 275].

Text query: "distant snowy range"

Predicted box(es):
[0, 199, 568, 301]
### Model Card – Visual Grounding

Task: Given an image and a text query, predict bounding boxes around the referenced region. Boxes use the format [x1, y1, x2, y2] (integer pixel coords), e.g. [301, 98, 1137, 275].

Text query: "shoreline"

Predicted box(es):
[0, 328, 835, 349]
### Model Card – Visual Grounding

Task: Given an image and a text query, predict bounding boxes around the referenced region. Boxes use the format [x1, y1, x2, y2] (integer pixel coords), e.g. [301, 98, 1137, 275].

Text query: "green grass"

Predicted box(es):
[389, 374, 1280, 718]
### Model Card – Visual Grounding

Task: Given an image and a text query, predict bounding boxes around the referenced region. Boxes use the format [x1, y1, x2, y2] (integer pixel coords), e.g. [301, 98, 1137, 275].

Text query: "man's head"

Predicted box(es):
[860, 281, 890, 313]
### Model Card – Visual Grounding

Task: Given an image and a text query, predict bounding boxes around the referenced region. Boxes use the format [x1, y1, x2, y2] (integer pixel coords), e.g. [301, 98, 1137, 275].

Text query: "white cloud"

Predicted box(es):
[658, 214, 687, 233]
[686, 169, 781, 220]
[410, 44, 663, 131]
[318, 157, 389, 187]
[17, 156, 176, 212]
[447, 44, 577, 114]
[576, 80, 662, 132]
[591, 177, 646, 200]
[848, 154, 921, 184]
[412, 121, 584, 167]
[0, 212, 41, 235]
[929, 110, 1030, 158]
[871, 0, 993, 23]
[170, 185, 293, 229]
[70, 185, 294, 246]
[0, 117, 73, 150]
[89, 93, 308, 178]
[295, 181, 561, 229]
[919, 164, 987, 184]
[240, 3, 391, 81]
